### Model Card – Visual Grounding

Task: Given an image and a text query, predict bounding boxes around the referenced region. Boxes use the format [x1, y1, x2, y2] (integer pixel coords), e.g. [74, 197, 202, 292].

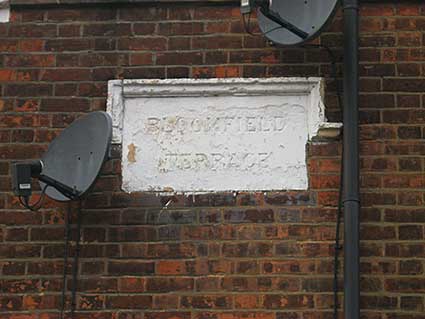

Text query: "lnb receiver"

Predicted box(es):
[11, 160, 43, 197]
[241, 0, 271, 14]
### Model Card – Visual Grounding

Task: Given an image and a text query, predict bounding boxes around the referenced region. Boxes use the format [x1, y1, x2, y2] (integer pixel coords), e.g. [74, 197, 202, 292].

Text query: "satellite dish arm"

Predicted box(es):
[38, 174, 81, 200]
[259, 6, 309, 39]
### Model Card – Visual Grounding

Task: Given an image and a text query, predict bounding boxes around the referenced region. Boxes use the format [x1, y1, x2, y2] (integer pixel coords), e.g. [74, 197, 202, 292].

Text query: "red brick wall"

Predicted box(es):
[1, 1, 425, 318]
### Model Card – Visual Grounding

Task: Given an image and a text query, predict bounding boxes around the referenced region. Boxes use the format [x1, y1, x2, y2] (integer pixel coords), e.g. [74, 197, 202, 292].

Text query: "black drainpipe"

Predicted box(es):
[342, 0, 360, 319]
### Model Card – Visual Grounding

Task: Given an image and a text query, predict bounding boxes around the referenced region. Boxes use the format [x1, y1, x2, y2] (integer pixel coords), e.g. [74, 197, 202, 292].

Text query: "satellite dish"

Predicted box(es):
[12, 111, 112, 205]
[40, 111, 112, 201]
[257, 0, 339, 46]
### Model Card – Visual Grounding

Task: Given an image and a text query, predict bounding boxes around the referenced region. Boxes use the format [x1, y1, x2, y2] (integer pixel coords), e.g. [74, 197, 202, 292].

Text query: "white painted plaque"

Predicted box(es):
[107, 78, 340, 193]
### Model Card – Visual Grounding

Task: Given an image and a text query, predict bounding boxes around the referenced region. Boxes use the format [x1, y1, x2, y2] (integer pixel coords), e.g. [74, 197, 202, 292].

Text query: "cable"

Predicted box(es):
[326, 44, 344, 319]
[320, 44, 344, 319]
[19, 185, 49, 211]
[242, 13, 257, 36]
[60, 202, 72, 319]
[242, 12, 285, 37]
[301, 44, 344, 319]
[70, 200, 83, 317]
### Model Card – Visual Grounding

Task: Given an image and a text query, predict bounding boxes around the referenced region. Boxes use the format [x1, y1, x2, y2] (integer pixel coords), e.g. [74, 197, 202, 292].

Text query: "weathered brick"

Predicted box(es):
[108, 261, 155, 276]
[106, 295, 152, 309]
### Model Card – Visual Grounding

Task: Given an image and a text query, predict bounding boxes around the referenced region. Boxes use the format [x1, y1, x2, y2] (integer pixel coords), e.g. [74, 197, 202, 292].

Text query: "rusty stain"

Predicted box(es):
[127, 143, 137, 163]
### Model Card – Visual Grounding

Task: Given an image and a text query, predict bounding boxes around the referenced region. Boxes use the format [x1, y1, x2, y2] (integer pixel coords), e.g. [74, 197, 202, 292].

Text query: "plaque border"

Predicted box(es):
[107, 77, 341, 144]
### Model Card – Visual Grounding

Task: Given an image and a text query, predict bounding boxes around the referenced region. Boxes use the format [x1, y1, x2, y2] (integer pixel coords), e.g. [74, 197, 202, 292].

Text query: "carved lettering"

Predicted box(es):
[144, 115, 290, 135]
[158, 152, 273, 172]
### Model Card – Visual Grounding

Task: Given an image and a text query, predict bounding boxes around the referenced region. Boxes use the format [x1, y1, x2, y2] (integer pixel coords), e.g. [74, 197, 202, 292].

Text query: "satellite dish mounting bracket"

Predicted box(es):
[38, 174, 81, 200]
[258, 4, 309, 40]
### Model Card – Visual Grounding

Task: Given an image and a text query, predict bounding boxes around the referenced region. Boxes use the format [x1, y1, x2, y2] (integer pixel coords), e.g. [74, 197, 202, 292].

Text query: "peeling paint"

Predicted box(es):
[127, 143, 137, 163]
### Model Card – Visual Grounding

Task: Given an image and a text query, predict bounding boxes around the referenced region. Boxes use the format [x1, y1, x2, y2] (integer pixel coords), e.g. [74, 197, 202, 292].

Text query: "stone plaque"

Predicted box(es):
[107, 78, 339, 193]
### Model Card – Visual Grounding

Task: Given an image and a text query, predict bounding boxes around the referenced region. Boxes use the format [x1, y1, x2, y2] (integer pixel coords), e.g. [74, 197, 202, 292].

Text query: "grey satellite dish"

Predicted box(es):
[40, 111, 112, 201]
[257, 0, 339, 46]
[11, 111, 112, 206]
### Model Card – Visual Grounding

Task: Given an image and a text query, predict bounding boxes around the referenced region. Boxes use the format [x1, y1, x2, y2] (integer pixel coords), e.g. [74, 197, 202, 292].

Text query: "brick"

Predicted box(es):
[263, 260, 315, 274]
[106, 295, 152, 309]
[39, 98, 90, 112]
[118, 37, 167, 51]
[81, 261, 105, 275]
[362, 192, 396, 206]
[146, 313, 191, 319]
[385, 243, 425, 257]
[0, 144, 46, 159]
[54, 83, 77, 96]
[147, 210, 196, 225]
[56, 54, 79, 67]
[157, 52, 202, 66]
[22, 295, 57, 310]
[1, 279, 41, 294]
[119, 7, 166, 21]
[5, 83, 52, 97]
[397, 94, 421, 108]
[361, 225, 396, 240]
[158, 22, 203, 36]
[400, 296, 424, 312]
[386, 278, 425, 292]
[399, 225, 423, 240]
[398, 158, 422, 171]
[123, 67, 166, 79]
[361, 5, 394, 16]
[385, 208, 425, 222]
[9, 24, 57, 38]
[133, 23, 156, 35]
[361, 295, 397, 309]
[78, 83, 107, 97]
[5, 227, 28, 241]
[384, 79, 425, 92]
[398, 192, 423, 206]
[46, 39, 92, 52]
[398, 126, 421, 139]
[223, 209, 274, 223]
[130, 53, 153, 65]
[262, 294, 314, 309]
[42, 69, 92, 81]
[83, 23, 132, 37]
[5, 54, 55, 67]
[10, 129, 34, 142]
[194, 7, 239, 19]
[109, 226, 156, 242]
[181, 295, 232, 309]
[118, 277, 145, 292]
[167, 66, 190, 78]
[58, 25, 81, 37]
[47, 8, 116, 22]
[146, 277, 194, 292]
[192, 36, 243, 50]
[2, 261, 26, 275]
[0, 296, 22, 311]
[399, 260, 423, 275]
[398, 63, 421, 76]
[108, 261, 154, 275]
